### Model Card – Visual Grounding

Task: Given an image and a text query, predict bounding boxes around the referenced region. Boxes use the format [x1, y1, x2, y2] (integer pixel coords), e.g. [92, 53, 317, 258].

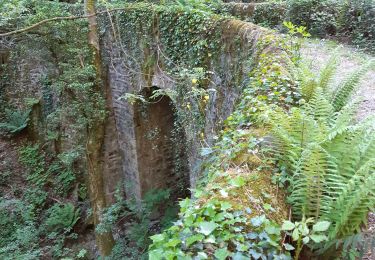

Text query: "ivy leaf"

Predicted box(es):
[284, 243, 295, 251]
[220, 201, 232, 211]
[165, 238, 181, 247]
[250, 215, 265, 227]
[229, 176, 246, 187]
[249, 249, 262, 259]
[214, 248, 230, 260]
[196, 252, 208, 259]
[150, 233, 165, 243]
[204, 235, 216, 243]
[247, 232, 258, 239]
[198, 221, 218, 236]
[149, 249, 164, 260]
[310, 234, 328, 243]
[219, 189, 228, 198]
[263, 203, 273, 211]
[233, 252, 248, 260]
[292, 228, 300, 241]
[265, 225, 280, 235]
[299, 223, 309, 236]
[302, 236, 310, 244]
[186, 234, 204, 246]
[312, 221, 331, 232]
[179, 198, 191, 211]
[281, 221, 295, 231]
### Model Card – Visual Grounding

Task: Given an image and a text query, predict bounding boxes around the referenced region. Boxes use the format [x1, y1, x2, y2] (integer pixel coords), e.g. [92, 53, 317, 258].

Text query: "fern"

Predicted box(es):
[296, 53, 372, 114]
[331, 60, 374, 112]
[317, 50, 340, 93]
[45, 203, 80, 232]
[325, 159, 375, 238]
[0, 108, 30, 134]
[304, 87, 334, 123]
[288, 143, 337, 219]
[296, 62, 317, 101]
[266, 80, 375, 255]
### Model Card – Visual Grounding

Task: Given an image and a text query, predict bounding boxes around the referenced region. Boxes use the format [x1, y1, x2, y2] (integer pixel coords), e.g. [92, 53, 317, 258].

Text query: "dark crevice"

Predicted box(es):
[134, 86, 190, 203]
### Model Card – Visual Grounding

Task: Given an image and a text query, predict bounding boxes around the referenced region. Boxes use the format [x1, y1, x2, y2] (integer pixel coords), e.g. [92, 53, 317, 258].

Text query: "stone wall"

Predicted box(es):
[1, 5, 284, 204]
[100, 6, 280, 201]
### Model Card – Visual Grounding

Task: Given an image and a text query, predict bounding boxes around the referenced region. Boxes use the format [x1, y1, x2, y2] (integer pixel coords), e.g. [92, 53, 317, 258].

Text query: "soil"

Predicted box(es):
[0, 136, 26, 199]
[302, 39, 375, 259]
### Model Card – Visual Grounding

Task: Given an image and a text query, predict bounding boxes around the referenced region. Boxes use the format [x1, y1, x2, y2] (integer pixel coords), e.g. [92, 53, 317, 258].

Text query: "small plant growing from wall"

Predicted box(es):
[45, 203, 80, 232]
[0, 108, 30, 135]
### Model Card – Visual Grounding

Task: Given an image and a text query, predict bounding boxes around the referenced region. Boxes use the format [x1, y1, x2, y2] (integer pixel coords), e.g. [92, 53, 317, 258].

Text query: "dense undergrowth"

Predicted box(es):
[224, 0, 375, 53]
[0, 0, 374, 259]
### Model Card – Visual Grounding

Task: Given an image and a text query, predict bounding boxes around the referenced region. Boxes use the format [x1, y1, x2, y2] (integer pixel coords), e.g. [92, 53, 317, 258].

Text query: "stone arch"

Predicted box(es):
[133, 86, 190, 201]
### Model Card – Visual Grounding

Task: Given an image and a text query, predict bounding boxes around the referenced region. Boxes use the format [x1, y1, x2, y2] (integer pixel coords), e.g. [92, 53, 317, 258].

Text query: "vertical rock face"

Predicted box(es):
[104, 45, 142, 200]
[134, 87, 190, 199]
[101, 15, 267, 201]
[2, 7, 275, 205]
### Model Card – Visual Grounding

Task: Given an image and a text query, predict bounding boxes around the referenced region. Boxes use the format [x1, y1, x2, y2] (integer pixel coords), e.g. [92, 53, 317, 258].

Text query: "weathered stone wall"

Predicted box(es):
[1, 5, 285, 204]
[100, 7, 280, 200]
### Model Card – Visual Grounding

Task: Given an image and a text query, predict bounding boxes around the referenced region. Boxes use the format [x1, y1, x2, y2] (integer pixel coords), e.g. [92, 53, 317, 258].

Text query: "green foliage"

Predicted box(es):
[19, 144, 77, 197]
[97, 189, 177, 260]
[252, 2, 288, 28]
[228, 0, 375, 53]
[0, 199, 41, 259]
[295, 52, 373, 112]
[19, 144, 48, 187]
[45, 203, 80, 232]
[285, 0, 375, 52]
[149, 199, 290, 259]
[0, 0, 30, 27]
[0, 198, 81, 259]
[175, 0, 221, 13]
[338, 0, 375, 53]
[282, 218, 330, 259]
[265, 63, 375, 255]
[286, 0, 342, 36]
[331, 60, 374, 111]
[0, 108, 30, 134]
[283, 21, 311, 63]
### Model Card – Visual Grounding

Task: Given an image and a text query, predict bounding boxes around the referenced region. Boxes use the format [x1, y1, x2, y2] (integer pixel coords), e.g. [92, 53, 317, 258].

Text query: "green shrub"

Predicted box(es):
[286, 0, 375, 52]
[340, 0, 375, 52]
[45, 203, 80, 232]
[19, 145, 77, 195]
[0, 199, 41, 259]
[19, 144, 48, 187]
[97, 189, 177, 260]
[286, 0, 342, 36]
[225, 0, 375, 53]
[0, 108, 30, 135]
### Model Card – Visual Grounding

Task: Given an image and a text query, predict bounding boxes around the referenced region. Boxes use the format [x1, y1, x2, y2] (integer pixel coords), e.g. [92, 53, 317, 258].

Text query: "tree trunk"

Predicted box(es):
[84, 0, 115, 256]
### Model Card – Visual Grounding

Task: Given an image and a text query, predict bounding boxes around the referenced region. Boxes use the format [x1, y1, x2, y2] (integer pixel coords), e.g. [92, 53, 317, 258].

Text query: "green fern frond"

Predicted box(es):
[0, 108, 30, 134]
[267, 108, 323, 168]
[325, 159, 375, 238]
[288, 143, 337, 219]
[304, 87, 334, 124]
[45, 203, 80, 231]
[331, 60, 374, 112]
[297, 62, 318, 101]
[326, 101, 358, 140]
[268, 85, 375, 248]
[317, 50, 340, 92]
